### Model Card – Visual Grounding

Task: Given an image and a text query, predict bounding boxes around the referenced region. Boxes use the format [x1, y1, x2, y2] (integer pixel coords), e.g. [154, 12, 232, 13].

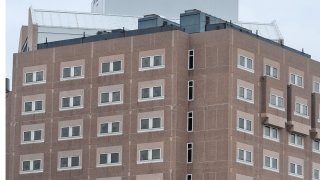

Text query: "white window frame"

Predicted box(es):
[314, 168, 320, 180]
[237, 117, 253, 134]
[60, 95, 83, 111]
[263, 126, 279, 142]
[21, 129, 44, 144]
[236, 148, 253, 166]
[238, 55, 254, 73]
[289, 73, 304, 88]
[59, 126, 82, 141]
[237, 86, 254, 104]
[187, 111, 193, 132]
[61, 65, 84, 81]
[265, 64, 278, 79]
[138, 117, 163, 133]
[188, 49, 194, 70]
[22, 100, 45, 115]
[20, 159, 43, 174]
[263, 155, 279, 172]
[97, 152, 122, 167]
[139, 55, 164, 71]
[58, 156, 81, 171]
[294, 102, 309, 119]
[314, 81, 320, 94]
[139, 86, 164, 102]
[313, 140, 320, 154]
[288, 162, 304, 178]
[288, 133, 304, 149]
[24, 70, 46, 85]
[99, 90, 123, 106]
[98, 121, 122, 137]
[100, 60, 123, 76]
[187, 143, 193, 164]
[269, 94, 285, 111]
[188, 80, 194, 101]
[137, 148, 162, 164]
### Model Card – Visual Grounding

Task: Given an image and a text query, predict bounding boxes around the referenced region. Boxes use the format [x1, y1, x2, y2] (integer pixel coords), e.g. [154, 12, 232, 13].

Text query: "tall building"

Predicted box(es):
[6, 8, 320, 180]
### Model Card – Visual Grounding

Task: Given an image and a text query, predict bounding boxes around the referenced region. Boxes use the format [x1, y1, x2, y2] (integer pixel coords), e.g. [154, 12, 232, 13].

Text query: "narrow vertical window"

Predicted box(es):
[188, 80, 194, 101]
[187, 111, 193, 132]
[187, 143, 193, 163]
[186, 174, 192, 180]
[188, 49, 194, 70]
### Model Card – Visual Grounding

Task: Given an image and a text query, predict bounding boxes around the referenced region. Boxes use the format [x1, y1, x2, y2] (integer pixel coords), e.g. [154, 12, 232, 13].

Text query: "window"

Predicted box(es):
[264, 156, 278, 172]
[187, 143, 193, 163]
[141, 86, 163, 100]
[314, 81, 320, 93]
[22, 130, 43, 144]
[139, 117, 162, 132]
[289, 133, 304, 148]
[238, 55, 253, 72]
[265, 65, 278, 79]
[59, 126, 81, 140]
[139, 149, 161, 163]
[314, 169, 320, 180]
[99, 153, 120, 166]
[295, 102, 309, 117]
[100, 91, 121, 104]
[62, 66, 82, 79]
[289, 162, 303, 178]
[187, 111, 193, 132]
[313, 140, 320, 153]
[24, 100, 44, 114]
[101, 60, 122, 74]
[238, 86, 253, 103]
[269, 94, 284, 110]
[140, 55, 163, 70]
[290, 73, 303, 87]
[264, 126, 279, 141]
[21, 160, 42, 173]
[188, 49, 194, 70]
[25, 71, 44, 84]
[188, 80, 194, 101]
[100, 122, 120, 135]
[237, 149, 252, 165]
[186, 174, 192, 180]
[237, 117, 252, 134]
[61, 96, 82, 109]
[59, 156, 80, 170]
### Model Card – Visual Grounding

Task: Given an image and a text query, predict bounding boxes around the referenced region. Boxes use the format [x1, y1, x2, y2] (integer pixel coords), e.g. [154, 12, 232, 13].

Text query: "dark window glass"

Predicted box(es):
[25, 102, 33, 112]
[187, 112, 193, 132]
[140, 150, 148, 161]
[34, 130, 42, 140]
[101, 93, 109, 103]
[153, 87, 162, 97]
[141, 119, 149, 129]
[62, 97, 70, 108]
[33, 160, 41, 170]
[102, 62, 110, 73]
[23, 131, 31, 141]
[35, 101, 43, 111]
[100, 154, 108, 164]
[153, 56, 162, 66]
[112, 122, 120, 132]
[152, 118, 161, 128]
[113, 61, 121, 71]
[71, 156, 79, 167]
[100, 123, 108, 134]
[73, 96, 81, 107]
[26, 73, 33, 83]
[111, 153, 119, 163]
[152, 149, 160, 160]
[112, 91, 120, 102]
[238, 118, 245, 129]
[141, 88, 149, 98]
[23, 161, 30, 171]
[63, 68, 71, 78]
[60, 157, 68, 168]
[36, 71, 43, 81]
[187, 174, 192, 180]
[72, 126, 80, 137]
[61, 127, 69, 137]
[142, 57, 150, 68]
[73, 66, 82, 77]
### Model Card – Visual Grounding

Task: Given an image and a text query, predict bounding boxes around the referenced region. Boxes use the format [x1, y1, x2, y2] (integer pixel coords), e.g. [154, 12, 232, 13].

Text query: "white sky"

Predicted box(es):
[5, 0, 320, 80]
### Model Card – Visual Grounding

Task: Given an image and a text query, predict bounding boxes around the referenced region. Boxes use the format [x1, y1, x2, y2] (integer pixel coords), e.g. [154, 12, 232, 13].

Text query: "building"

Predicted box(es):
[6, 8, 320, 180]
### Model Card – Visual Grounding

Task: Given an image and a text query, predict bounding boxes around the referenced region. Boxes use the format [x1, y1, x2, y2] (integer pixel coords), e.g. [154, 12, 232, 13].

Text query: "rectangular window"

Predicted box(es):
[188, 49, 194, 70]
[99, 153, 120, 165]
[269, 94, 284, 109]
[290, 73, 303, 87]
[59, 156, 80, 169]
[314, 81, 320, 93]
[237, 149, 252, 165]
[238, 55, 254, 72]
[139, 117, 162, 132]
[237, 117, 252, 134]
[100, 122, 120, 135]
[313, 140, 320, 153]
[187, 143, 193, 163]
[101, 60, 122, 74]
[295, 102, 309, 117]
[238, 86, 253, 102]
[25, 71, 45, 84]
[289, 162, 303, 177]
[186, 174, 192, 180]
[139, 149, 161, 163]
[22, 130, 43, 143]
[264, 156, 278, 171]
[100, 91, 121, 104]
[62, 66, 83, 79]
[265, 65, 278, 79]
[140, 55, 163, 70]
[24, 100, 44, 113]
[314, 169, 320, 180]
[141, 86, 163, 100]
[60, 126, 81, 140]
[61, 96, 82, 109]
[187, 111, 193, 132]
[289, 133, 304, 148]
[264, 126, 279, 141]
[188, 80, 194, 101]
[22, 159, 42, 172]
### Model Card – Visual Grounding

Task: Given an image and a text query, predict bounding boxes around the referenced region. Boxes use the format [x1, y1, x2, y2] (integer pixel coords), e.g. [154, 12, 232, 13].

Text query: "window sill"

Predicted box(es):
[263, 136, 279, 142]
[21, 110, 45, 116]
[237, 65, 254, 73]
[96, 163, 122, 168]
[313, 149, 320, 154]
[59, 106, 83, 111]
[138, 128, 164, 133]
[99, 71, 124, 76]
[139, 66, 165, 72]
[263, 167, 279, 173]
[97, 132, 122, 137]
[137, 160, 163, 164]
[264, 74, 279, 80]
[23, 81, 46, 86]
[138, 97, 164, 102]
[57, 166, 82, 171]
[21, 140, 44, 145]
[289, 83, 304, 88]
[288, 173, 304, 179]
[60, 76, 84, 81]
[58, 137, 82, 141]
[288, 143, 304, 149]
[236, 160, 253, 166]
[293, 112, 309, 119]
[269, 104, 285, 111]
[98, 102, 123, 107]
[20, 170, 43, 174]
[237, 97, 254, 104]
[236, 128, 254, 135]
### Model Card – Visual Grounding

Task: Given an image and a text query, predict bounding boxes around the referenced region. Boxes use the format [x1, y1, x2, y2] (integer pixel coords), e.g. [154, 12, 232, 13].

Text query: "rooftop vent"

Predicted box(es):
[138, 14, 179, 29]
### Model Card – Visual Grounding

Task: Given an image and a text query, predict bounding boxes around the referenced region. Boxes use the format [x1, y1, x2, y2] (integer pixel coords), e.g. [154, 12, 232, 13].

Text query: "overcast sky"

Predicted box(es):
[5, 0, 320, 79]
